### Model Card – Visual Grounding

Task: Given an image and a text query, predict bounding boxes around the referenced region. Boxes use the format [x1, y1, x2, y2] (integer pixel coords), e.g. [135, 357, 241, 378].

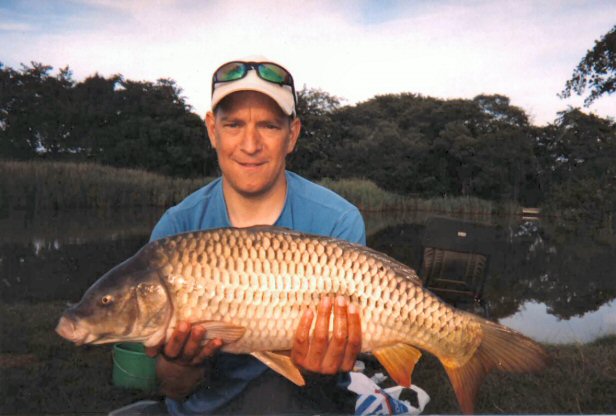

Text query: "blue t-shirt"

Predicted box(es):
[150, 171, 366, 415]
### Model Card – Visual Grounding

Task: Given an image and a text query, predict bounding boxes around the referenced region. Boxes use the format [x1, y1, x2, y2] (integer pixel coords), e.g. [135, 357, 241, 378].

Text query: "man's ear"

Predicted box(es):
[205, 111, 217, 149]
[287, 117, 302, 154]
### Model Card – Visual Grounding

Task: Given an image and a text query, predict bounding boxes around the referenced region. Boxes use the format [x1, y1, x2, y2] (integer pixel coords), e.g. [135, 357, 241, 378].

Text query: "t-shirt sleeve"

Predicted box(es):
[331, 207, 366, 245]
[149, 211, 180, 242]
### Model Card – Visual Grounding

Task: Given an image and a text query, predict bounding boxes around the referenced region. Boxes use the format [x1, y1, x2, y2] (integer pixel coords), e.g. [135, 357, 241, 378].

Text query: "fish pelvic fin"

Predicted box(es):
[197, 321, 246, 344]
[441, 318, 549, 415]
[251, 351, 306, 386]
[373, 343, 422, 387]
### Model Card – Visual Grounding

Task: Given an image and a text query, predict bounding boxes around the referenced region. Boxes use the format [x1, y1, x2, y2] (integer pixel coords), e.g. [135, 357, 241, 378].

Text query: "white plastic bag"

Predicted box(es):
[345, 372, 430, 415]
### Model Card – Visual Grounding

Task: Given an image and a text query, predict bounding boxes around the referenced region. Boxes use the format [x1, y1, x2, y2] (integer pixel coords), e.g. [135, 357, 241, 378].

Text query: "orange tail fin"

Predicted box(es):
[441, 318, 549, 414]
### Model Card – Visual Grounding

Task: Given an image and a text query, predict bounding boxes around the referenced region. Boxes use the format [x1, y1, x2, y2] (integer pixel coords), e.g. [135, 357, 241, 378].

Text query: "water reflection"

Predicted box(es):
[0, 209, 162, 302]
[0, 208, 163, 245]
[501, 300, 616, 344]
[367, 214, 616, 343]
[0, 209, 614, 344]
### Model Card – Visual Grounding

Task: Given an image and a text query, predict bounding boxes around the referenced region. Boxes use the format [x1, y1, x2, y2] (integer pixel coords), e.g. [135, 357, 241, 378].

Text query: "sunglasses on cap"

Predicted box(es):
[211, 61, 297, 108]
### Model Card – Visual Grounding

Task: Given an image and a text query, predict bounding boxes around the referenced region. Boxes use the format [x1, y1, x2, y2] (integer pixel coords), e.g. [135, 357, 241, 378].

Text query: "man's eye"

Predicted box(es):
[265, 124, 281, 130]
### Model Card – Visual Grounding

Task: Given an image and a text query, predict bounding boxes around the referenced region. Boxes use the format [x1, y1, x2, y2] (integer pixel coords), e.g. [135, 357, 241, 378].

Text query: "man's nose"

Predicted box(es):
[240, 124, 262, 154]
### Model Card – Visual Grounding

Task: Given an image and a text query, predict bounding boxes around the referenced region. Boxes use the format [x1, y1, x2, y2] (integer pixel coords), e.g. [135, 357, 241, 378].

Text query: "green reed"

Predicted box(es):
[319, 177, 519, 215]
[0, 161, 520, 215]
[0, 160, 209, 210]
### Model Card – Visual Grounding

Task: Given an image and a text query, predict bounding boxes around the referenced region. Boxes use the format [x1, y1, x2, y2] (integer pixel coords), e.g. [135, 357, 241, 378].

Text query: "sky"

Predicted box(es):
[1, 0, 614, 125]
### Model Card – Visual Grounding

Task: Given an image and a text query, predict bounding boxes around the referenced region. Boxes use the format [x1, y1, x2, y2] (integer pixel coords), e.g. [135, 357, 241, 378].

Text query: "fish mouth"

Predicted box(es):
[55, 315, 139, 346]
[55, 316, 98, 345]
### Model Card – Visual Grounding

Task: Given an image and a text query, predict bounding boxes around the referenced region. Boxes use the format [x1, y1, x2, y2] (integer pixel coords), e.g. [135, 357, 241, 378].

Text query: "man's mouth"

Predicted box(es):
[237, 161, 266, 168]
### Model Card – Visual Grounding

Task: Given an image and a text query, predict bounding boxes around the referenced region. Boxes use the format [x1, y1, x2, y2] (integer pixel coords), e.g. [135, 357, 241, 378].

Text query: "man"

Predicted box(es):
[145, 57, 366, 415]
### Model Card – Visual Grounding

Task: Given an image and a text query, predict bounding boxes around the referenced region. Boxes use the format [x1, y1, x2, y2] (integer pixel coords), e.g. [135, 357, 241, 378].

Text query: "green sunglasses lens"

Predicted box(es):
[257, 63, 290, 84]
[215, 62, 247, 82]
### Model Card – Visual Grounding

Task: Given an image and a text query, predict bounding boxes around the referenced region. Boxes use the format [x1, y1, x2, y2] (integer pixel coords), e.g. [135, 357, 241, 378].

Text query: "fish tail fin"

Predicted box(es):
[441, 318, 549, 414]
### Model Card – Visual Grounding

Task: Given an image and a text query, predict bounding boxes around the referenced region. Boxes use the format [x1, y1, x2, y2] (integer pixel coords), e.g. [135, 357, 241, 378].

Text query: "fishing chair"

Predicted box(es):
[419, 217, 492, 315]
[421, 248, 488, 301]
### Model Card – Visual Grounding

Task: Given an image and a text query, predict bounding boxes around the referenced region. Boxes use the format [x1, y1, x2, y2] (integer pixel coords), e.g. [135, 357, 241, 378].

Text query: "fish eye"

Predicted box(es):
[101, 295, 114, 305]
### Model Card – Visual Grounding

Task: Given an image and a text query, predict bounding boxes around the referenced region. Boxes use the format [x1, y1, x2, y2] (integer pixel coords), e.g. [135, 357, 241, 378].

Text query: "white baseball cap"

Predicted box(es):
[211, 55, 296, 116]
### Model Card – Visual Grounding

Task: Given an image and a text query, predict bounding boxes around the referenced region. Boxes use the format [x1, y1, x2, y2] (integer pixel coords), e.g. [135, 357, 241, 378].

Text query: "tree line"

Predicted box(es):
[298, 90, 613, 199]
[1, 24, 614, 228]
[0, 62, 216, 177]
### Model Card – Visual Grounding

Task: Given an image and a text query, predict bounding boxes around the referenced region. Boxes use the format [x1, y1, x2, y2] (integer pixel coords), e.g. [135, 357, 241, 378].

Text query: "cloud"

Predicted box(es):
[0, 22, 33, 31]
[1, 0, 614, 123]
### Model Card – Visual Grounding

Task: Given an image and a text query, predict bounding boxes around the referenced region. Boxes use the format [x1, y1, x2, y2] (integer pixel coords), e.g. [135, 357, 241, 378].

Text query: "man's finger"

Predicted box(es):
[180, 325, 206, 363]
[145, 341, 163, 358]
[164, 321, 190, 359]
[341, 302, 362, 372]
[291, 307, 314, 366]
[321, 296, 348, 374]
[305, 295, 332, 371]
[190, 338, 223, 366]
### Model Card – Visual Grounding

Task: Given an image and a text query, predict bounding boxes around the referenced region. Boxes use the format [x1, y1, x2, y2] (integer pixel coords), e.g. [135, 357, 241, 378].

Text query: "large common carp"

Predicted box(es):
[56, 226, 547, 414]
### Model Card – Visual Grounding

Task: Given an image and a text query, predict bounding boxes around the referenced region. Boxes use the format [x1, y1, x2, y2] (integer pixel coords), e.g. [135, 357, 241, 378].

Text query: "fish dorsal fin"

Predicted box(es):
[251, 351, 306, 386]
[373, 343, 422, 387]
[197, 321, 246, 344]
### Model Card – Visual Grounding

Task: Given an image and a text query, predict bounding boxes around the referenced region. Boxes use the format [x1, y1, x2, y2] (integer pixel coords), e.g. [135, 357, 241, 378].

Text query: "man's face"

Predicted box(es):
[205, 91, 301, 198]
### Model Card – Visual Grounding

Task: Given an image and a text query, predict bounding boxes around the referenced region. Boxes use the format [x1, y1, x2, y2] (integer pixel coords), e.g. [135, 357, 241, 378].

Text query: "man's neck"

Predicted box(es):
[222, 176, 288, 228]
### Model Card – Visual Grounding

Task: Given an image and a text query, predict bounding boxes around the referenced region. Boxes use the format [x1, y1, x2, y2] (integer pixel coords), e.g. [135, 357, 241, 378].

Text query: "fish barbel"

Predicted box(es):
[56, 226, 548, 414]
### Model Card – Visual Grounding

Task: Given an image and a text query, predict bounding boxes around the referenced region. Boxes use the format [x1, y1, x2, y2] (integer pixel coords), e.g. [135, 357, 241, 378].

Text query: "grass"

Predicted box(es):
[0, 160, 521, 215]
[0, 301, 149, 414]
[409, 339, 616, 414]
[1, 300, 614, 414]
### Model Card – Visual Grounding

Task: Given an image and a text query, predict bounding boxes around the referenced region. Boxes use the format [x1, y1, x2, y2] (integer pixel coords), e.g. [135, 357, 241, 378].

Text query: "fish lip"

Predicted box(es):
[55, 315, 92, 345]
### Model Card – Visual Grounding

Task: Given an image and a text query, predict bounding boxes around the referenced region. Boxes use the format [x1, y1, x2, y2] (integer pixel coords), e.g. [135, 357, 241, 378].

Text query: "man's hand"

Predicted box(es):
[291, 295, 362, 374]
[145, 321, 223, 400]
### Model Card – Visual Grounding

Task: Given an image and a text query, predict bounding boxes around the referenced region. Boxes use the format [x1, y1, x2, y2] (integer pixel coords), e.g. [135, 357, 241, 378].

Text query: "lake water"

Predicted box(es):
[1, 208, 614, 345]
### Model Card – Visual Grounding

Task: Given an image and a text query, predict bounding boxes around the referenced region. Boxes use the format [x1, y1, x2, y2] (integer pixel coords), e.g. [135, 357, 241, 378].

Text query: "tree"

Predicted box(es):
[473, 94, 529, 128]
[540, 109, 616, 233]
[92, 78, 211, 177]
[561, 24, 616, 106]
[550, 108, 616, 184]
[0, 63, 215, 178]
[287, 87, 342, 178]
[467, 95, 537, 203]
[0, 62, 75, 158]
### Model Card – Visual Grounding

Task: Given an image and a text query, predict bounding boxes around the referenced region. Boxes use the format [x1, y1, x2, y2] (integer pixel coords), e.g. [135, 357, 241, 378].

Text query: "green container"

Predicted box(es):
[112, 343, 157, 391]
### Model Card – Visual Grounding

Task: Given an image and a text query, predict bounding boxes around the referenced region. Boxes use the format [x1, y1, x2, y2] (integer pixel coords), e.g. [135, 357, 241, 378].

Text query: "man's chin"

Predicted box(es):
[221, 168, 285, 199]
[237, 184, 270, 198]
[228, 178, 272, 197]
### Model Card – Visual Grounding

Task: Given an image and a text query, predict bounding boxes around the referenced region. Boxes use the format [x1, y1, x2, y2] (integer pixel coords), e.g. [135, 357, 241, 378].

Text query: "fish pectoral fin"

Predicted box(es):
[373, 343, 422, 387]
[198, 321, 246, 343]
[251, 351, 305, 386]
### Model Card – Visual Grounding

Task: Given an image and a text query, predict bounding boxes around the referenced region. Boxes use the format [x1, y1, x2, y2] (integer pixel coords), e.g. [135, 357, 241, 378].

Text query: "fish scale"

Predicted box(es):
[149, 227, 476, 358]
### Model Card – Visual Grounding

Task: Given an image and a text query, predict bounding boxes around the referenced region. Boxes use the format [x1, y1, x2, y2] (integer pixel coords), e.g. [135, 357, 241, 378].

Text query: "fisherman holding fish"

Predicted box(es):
[144, 56, 366, 414]
[60, 55, 548, 416]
